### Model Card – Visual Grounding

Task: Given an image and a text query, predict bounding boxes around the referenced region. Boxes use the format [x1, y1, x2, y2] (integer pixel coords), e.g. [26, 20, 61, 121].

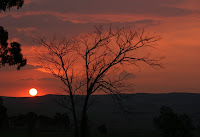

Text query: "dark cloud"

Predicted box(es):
[18, 78, 34, 81]
[0, 15, 160, 46]
[0, 0, 194, 47]
[20, 0, 193, 17]
[0, 64, 42, 72]
[20, 64, 42, 70]
[117, 19, 161, 27]
[121, 71, 136, 79]
[0, 15, 92, 46]
[37, 77, 58, 81]
[114, 71, 136, 80]
[17, 77, 58, 82]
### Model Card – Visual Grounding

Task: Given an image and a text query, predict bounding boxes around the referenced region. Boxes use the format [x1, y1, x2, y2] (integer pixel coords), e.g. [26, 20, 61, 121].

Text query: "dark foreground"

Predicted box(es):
[1, 93, 200, 137]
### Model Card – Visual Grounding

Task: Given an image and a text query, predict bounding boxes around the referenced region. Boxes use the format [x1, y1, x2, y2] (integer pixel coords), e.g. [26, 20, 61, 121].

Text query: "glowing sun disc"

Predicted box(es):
[29, 88, 38, 96]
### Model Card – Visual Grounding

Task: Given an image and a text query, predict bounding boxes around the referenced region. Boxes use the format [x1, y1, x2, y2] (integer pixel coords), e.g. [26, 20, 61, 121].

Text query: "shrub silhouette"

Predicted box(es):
[154, 106, 194, 137]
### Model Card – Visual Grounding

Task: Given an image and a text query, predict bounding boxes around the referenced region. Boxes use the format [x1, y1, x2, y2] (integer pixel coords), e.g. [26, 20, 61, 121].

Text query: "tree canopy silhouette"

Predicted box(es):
[0, 0, 26, 69]
[154, 106, 194, 137]
[0, 26, 26, 69]
[0, 0, 24, 11]
[35, 25, 163, 137]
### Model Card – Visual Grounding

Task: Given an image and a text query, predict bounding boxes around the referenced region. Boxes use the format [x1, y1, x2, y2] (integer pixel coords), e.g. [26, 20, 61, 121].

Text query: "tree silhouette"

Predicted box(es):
[0, 26, 27, 69]
[154, 106, 194, 137]
[0, 0, 24, 12]
[35, 25, 163, 137]
[0, 0, 26, 69]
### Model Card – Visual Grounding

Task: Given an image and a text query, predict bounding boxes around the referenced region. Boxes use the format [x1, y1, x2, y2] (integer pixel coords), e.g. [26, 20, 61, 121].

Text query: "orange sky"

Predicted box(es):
[0, 0, 200, 97]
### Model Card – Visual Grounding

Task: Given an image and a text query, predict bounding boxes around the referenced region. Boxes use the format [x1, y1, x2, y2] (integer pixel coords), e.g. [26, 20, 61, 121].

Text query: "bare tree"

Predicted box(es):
[35, 25, 163, 137]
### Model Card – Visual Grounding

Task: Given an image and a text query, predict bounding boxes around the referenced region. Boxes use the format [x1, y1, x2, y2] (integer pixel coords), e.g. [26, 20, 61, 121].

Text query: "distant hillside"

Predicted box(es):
[2, 93, 200, 133]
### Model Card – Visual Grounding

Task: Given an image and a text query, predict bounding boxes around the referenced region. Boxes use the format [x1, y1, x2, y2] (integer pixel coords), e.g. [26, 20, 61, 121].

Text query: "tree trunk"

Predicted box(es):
[80, 95, 90, 137]
[72, 104, 79, 137]
[70, 93, 79, 137]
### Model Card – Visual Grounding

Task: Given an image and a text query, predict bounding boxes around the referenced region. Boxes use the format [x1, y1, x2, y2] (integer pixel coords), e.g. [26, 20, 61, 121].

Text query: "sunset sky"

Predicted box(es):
[0, 0, 200, 97]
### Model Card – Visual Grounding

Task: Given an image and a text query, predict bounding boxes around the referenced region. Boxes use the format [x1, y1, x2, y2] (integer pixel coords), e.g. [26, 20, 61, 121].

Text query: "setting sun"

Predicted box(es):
[29, 88, 38, 96]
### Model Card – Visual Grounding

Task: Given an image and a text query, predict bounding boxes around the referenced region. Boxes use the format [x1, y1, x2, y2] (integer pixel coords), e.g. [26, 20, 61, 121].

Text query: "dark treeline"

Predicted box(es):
[7, 112, 71, 131]
[0, 97, 71, 136]
[2, 97, 200, 137]
[1, 111, 71, 132]
[0, 97, 108, 137]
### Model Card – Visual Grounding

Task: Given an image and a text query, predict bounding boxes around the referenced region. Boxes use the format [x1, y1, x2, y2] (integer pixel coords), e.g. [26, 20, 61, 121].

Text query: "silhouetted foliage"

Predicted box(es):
[0, 0, 24, 11]
[0, 97, 8, 129]
[0, 26, 27, 69]
[154, 106, 195, 137]
[0, 0, 26, 69]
